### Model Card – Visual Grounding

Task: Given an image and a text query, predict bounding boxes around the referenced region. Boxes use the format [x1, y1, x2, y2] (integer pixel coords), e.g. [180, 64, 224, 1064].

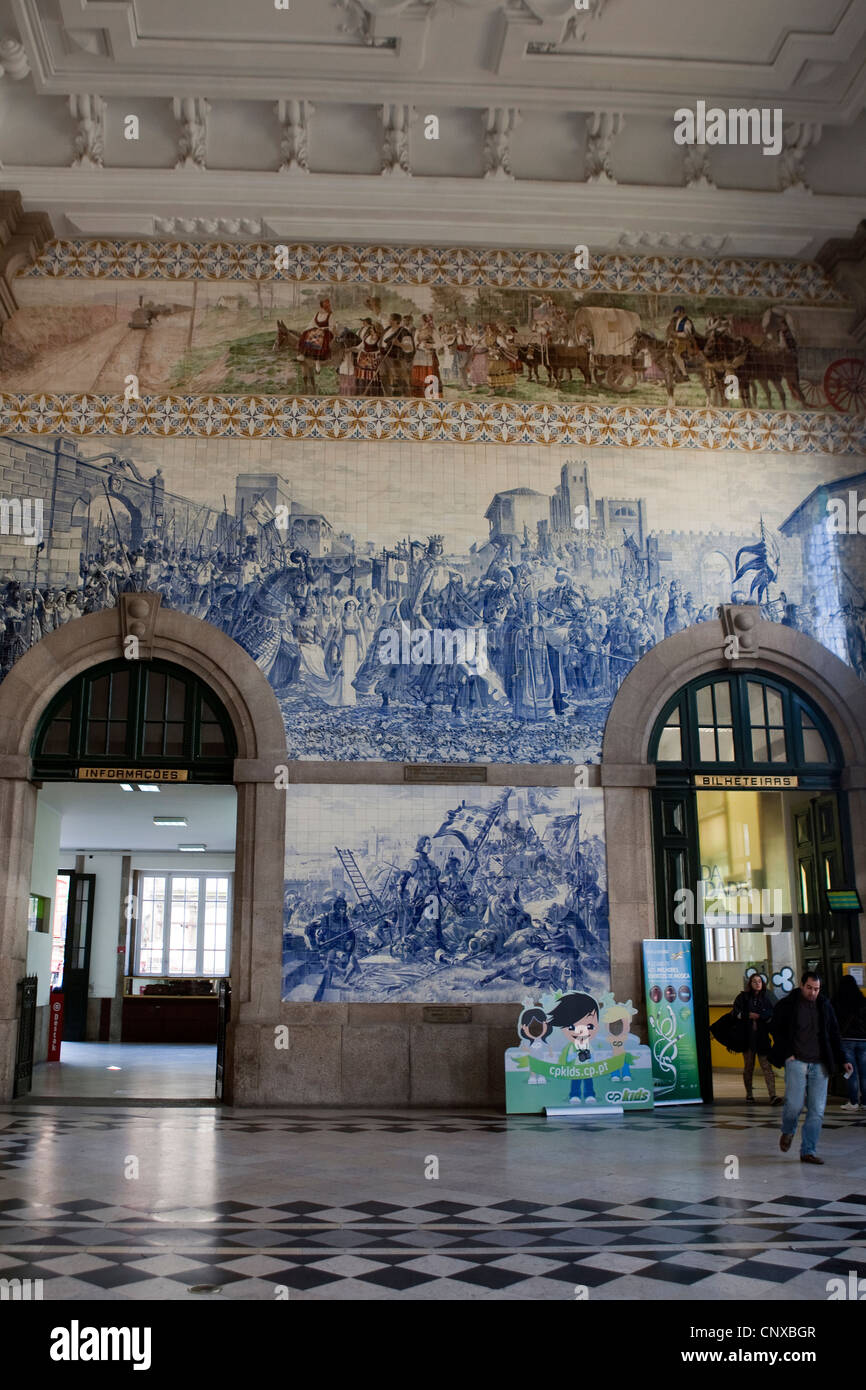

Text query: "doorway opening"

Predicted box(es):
[650, 670, 859, 1103]
[24, 658, 237, 1103]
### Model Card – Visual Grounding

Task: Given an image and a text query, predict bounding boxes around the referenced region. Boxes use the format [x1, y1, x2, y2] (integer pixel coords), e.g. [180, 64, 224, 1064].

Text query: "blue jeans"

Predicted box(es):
[781, 1059, 829, 1156]
[569, 1077, 595, 1101]
[842, 1039, 866, 1104]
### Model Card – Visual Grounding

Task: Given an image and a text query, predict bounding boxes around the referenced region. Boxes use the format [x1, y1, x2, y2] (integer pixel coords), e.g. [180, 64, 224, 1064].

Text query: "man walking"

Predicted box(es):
[770, 971, 853, 1165]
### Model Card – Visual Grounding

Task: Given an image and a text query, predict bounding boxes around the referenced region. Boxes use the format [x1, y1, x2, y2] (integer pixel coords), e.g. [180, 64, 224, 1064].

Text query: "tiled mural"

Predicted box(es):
[1, 238, 864, 1000]
[2, 239, 864, 449]
[282, 785, 608, 1002]
[0, 435, 862, 763]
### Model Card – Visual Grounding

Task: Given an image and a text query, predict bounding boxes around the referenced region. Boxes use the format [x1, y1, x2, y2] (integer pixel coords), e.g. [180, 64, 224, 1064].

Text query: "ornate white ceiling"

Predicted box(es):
[0, 0, 864, 253]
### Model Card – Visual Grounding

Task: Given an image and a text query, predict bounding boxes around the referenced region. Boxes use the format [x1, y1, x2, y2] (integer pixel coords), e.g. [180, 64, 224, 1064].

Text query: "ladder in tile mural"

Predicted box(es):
[334, 847, 387, 925]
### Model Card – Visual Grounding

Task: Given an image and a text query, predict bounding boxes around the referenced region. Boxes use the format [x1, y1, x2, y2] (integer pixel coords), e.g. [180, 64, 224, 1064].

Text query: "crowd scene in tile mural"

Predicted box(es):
[1, 440, 864, 764]
[281, 787, 609, 1003]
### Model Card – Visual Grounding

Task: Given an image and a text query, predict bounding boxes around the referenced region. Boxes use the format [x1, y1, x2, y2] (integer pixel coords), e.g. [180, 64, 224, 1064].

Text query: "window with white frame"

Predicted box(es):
[136, 874, 231, 976]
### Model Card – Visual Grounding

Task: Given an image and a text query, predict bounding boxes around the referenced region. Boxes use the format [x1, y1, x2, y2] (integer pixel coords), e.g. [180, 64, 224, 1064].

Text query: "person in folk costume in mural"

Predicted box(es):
[665, 304, 697, 381]
[297, 297, 334, 374]
[410, 313, 441, 398]
[437, 320, 459, 386]
[355, 318, 385, 396]
[761, 306, 798, 353]
[468, 322, 492, 388]
[337, 336, 357, 396]
[453, 315, 473, 387]
[380, 312, 414, 397]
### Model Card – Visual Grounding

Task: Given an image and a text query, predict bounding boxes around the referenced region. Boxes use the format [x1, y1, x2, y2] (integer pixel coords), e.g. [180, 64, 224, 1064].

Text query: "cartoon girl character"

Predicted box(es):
[548, 992, 600, 1104]
[517, 1006, 554, 1085]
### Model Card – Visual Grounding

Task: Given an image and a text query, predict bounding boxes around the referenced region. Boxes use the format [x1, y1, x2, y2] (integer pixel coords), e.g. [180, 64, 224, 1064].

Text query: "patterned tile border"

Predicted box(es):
[1, 394, 864, 451]
[21, 240, 847, 305]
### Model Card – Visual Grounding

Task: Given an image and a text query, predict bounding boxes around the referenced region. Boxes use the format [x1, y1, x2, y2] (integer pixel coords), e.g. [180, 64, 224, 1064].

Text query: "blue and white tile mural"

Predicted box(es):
[282, 785, 608, 1003]
[0, 435, 863, 762]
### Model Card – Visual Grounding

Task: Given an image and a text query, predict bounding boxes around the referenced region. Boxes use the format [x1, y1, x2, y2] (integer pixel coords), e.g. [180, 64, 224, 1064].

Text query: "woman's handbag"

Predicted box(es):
[710, 1010, 748, 1054]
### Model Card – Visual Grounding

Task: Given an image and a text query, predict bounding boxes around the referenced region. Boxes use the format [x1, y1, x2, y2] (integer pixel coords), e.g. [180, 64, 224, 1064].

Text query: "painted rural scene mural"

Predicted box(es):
[2, 272, 864, 414]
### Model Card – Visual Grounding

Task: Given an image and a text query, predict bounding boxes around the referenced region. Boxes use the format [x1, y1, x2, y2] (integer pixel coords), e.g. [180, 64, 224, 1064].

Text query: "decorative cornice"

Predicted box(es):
[19, 237, 847, 305]
[0, 191, 53, 321]
[1, 395, 862, 453]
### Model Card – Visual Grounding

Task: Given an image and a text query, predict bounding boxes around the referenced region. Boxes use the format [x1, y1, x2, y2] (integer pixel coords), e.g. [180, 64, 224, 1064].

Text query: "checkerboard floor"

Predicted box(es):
[1, 1103, 864, 1300]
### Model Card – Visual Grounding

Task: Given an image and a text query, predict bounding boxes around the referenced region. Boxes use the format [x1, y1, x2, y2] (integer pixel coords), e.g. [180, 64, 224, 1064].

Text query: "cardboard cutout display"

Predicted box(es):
[505, 989, 654, 1114]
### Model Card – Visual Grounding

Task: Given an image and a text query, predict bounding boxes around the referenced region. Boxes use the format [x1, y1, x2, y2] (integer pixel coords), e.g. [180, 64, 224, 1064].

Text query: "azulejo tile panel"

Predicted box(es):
[1, 396, 864, 452]
[22, 241, 846, 304]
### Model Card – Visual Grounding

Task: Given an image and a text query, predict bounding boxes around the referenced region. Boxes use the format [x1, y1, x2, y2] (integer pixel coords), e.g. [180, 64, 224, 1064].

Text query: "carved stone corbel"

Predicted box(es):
[119, 592, 162, 661]
[719, 603, 761, 664]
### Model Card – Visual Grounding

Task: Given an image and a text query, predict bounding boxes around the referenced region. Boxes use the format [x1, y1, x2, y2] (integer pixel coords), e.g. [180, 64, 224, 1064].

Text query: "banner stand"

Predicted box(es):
[544, 1106, 624, 1119]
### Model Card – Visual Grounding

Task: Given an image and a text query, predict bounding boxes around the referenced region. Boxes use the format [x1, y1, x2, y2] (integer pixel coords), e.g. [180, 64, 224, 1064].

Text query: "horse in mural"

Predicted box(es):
[630, 330, 680, 406]
[739, 342, 806, 410]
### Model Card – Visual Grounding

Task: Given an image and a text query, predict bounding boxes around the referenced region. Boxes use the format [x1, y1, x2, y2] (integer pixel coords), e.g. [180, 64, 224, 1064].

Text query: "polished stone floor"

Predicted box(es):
[28, 1044, 217, 1101]
[1, 1101, 864, 1301]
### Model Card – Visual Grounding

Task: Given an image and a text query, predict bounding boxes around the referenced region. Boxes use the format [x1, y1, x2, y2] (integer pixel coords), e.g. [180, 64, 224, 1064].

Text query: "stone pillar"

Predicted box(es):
[0, 762, 38, 1101]
[601, 768, 656, 1024]
[0, 192, 53, 324]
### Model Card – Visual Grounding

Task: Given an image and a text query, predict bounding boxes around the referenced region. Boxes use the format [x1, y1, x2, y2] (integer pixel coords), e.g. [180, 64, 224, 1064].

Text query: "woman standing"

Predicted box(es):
[733, 972, 779, 1104]
[833, 973, 866, 1111]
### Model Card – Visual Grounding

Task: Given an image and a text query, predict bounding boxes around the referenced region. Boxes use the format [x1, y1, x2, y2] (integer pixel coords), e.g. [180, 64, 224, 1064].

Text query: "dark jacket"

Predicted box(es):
[732, 990, 774, 1055]
[833, 991, 866, 1041]
[768, 990, 846, 1072]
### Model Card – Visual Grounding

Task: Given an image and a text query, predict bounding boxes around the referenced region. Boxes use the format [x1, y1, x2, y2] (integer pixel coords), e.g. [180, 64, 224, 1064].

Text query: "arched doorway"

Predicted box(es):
[0, 602, 286, 1104]
[650, 670, 855, 1099]
[601, 610, 866, 1102]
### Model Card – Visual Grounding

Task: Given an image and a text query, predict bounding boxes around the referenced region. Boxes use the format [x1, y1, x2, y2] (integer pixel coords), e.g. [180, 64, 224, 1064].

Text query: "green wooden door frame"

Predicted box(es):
[31, 658, 237, 783]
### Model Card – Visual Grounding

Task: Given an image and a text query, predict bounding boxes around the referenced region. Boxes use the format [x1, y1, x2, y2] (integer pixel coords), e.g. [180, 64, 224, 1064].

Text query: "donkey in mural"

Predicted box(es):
[273, 321, 359, 393]
[631, 330, 680, 406]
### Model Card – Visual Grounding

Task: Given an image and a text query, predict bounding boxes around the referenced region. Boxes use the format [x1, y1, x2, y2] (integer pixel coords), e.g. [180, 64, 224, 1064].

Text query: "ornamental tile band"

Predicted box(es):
[20, 240, 847, 305]
[1, 395, 864, 451]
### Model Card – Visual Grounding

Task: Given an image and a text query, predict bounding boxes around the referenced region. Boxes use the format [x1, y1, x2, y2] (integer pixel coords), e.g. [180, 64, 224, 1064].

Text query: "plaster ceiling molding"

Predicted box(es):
[172, 97, 210, 171]
[523, 0, 610, 51]
[0, 37, 30, 79]
[276, 99, 314, 174]
[778, 121, 822, 194]
[585, 111, 623, 183]
[60, 25, 108, 57]
[617, 231, 728, 253]
[482, 105, 519, 179]
[682, 146, 715, 190]
[380, 102, 413, 175]
[332, 0, 435, 47]
[68, 93, 105, 169]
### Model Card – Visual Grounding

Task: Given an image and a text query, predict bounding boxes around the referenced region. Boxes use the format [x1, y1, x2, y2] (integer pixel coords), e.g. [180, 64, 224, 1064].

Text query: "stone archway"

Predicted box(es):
[600, 610, 866, 1009]
[0, 602, 287, 1103]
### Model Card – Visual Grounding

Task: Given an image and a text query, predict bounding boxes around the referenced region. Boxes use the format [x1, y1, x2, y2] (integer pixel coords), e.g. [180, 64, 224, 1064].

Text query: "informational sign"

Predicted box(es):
[47, 991, 64, 1061]
[827, 890, 863, 912]
[843, 963, 866, 992]
[694, 774, 798, 789]
[77, 767, 189, 782]
[642, 939, 702, 1106]
[505, 990, 654, 1115]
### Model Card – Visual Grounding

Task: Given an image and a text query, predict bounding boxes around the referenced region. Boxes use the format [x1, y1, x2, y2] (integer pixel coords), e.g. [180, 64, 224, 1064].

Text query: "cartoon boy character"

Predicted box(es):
[548, 992, 600, 1104]
[517, 1006, 554, 1085]
[599, 995, 638, 1081]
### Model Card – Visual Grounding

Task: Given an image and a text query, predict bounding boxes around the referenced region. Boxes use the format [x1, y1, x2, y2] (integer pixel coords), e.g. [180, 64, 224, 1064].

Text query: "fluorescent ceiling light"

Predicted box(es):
[138, 784, 160, 792]
[120, 784, 134, 792]
[178, 843, 206, 852]
[153, 816, 187, 827]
